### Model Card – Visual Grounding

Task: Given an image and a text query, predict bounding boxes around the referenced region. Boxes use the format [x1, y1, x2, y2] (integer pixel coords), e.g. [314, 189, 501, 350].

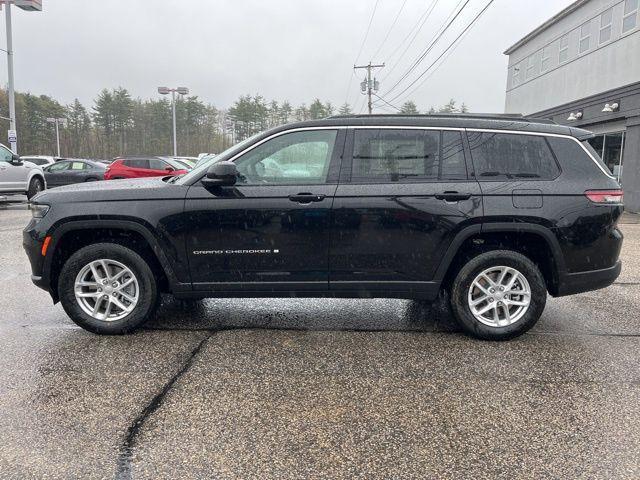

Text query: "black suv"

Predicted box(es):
[23, 115, 624, 340]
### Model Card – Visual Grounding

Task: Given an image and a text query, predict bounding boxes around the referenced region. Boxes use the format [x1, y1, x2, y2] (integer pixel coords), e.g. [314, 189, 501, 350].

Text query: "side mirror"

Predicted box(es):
[10, 154, 22, 166]
[202, 161, 237, 187]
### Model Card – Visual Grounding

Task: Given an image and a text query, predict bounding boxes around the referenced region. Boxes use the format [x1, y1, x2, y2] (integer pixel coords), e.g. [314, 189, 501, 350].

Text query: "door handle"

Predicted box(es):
[435, 191, 472, 202]
[288, 193, 326, 204]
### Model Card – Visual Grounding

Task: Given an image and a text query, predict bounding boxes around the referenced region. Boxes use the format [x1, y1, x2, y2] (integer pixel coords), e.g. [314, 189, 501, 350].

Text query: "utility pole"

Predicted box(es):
[354, 62, 384, 114]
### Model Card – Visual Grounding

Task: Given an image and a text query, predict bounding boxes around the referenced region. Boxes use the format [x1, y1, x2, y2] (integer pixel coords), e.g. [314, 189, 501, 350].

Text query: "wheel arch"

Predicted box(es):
[435, 222, 565, 296]
[45, 219, 181, 302]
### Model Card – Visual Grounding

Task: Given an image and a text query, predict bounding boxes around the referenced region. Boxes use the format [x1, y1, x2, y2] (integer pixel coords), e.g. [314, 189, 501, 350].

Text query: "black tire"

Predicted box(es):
[58, 243, 160, 334]
[85, 177, 98, 182]
[26, 176, 44, 200]
[450, 250, 546, 341]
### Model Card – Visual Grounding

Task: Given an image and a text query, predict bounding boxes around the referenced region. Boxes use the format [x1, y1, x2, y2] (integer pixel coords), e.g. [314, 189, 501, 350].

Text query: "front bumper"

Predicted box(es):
[555, 261, 622, 296]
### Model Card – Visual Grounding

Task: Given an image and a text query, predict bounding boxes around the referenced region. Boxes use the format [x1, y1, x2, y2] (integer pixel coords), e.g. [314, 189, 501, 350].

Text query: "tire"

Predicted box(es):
[26, 176, 44, 200]
[450, 250, 546, 341]
[85, 177, 98, 182]
[58, 243, 160, 334]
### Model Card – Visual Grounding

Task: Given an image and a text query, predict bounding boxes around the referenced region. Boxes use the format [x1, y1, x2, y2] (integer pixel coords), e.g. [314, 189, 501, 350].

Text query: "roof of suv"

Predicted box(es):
[282, 114, 594, 140]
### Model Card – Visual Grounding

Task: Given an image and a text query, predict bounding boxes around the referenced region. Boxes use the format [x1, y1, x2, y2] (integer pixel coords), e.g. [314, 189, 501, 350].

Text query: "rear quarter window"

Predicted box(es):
[546, 136, 614, 178]
[467, 132, 560, 180]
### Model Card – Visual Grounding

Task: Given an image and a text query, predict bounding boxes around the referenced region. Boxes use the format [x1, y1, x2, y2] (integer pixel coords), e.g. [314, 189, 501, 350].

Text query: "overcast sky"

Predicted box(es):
[3, 0, 574, 114]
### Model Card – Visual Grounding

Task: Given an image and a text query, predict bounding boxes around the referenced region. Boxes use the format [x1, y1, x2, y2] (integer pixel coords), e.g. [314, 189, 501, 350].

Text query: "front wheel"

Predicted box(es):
[450, 250, 547, 340]
[26, 176, 44, 199]
[58, 243, 160, 334]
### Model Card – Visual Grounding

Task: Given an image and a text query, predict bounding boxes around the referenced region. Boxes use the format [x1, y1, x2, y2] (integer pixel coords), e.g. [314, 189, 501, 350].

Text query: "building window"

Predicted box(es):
[587, 132, 626, 182]
[579, 21, 591, 53]
[623, 0, 638, 33]
[512, 65, 520, 86]
[525, 55, 535, 79]
[559, 35, 569, 63]
[541, 46, 551, 71]
[600, 8, 613, 43]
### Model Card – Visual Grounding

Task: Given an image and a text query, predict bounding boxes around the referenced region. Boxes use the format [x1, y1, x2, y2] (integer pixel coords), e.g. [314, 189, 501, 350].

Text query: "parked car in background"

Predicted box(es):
[171, 156, 197, 168]
[20, 155, 57, 167]
[0, 143, 46, 199]
[195, 153, 217, 167]
[104, 156, 189, 180]
[43, 159, 106, 187]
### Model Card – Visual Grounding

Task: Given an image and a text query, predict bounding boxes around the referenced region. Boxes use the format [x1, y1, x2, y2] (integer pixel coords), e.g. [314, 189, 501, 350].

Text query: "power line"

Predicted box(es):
[346, 0, 381, 107]
[371, 0, 408, 61]
[388, 0, 495, 103]
[354, 0, 381, 65]
[380, 0, 440, 83]
[382, 0, 471, 97]
[372, 93, 401, 112]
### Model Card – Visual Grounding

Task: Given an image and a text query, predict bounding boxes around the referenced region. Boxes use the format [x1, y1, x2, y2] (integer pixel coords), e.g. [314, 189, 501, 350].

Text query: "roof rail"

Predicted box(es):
[328, 113, 557, 125]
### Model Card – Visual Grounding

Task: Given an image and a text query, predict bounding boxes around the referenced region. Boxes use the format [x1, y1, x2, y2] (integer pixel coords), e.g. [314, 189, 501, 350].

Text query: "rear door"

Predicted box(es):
[330, 127, 483, 297]
[44, 161, 71, 187]
[185, 128, 345, 292]
[125, 159, 151, 178]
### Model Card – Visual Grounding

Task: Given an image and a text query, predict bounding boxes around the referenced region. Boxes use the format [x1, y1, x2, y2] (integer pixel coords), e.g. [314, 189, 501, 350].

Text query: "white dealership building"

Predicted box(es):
[504, 0, 640, 211]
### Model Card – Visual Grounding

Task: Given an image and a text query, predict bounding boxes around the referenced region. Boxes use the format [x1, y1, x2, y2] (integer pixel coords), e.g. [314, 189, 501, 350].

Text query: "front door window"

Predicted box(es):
[234, 130, 337, 185]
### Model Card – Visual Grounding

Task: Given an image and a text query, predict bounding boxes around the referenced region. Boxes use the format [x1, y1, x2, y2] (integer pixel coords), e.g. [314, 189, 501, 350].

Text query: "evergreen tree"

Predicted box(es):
[400, 101, 419, 114]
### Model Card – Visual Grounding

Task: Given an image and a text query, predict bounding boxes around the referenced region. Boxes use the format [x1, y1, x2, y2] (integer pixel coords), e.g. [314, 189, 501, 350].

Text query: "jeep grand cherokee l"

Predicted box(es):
[23, 115, 624, 340]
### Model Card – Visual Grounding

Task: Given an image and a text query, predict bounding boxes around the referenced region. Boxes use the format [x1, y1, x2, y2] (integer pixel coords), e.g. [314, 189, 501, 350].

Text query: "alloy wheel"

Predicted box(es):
[74, 259, 139, 321]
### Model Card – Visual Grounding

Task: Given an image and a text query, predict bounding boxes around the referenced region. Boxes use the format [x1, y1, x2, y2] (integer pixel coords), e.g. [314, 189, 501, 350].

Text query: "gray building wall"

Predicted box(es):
[505, 0, 640, 114]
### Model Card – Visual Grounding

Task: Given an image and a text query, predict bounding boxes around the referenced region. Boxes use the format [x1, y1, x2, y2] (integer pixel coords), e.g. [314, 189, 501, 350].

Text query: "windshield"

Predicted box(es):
[177, 132, 264, 184]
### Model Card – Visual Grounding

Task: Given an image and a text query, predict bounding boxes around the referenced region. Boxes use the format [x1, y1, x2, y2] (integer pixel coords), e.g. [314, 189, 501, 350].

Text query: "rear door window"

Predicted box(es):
[467, 132, 560, 180]
[351, 129, 468, 182]
[124, 159, 149, 169]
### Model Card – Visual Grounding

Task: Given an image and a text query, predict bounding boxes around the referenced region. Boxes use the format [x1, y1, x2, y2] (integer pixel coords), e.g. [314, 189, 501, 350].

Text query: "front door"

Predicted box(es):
[45, 161, 72, 187]
[330, 128, 483, 297]
[185, 128, 345, 292]
[0, 145, 28, 192]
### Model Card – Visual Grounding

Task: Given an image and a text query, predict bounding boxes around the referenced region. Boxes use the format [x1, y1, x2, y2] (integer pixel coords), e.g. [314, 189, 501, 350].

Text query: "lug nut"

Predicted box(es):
[112, 293, 117, 297]
[103, 295, 108, 300]
[103, 280, 108, 285]
[112, 283, 118, 288]
[499, 286, 504, 291]
[489, 298, 494, 302]
[98, 288, 102, 292]
[497, 301, 503, 306]
[490, 288, 495, 293]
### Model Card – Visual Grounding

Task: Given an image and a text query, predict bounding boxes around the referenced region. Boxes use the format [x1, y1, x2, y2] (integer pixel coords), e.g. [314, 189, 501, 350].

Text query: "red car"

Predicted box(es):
[104, 156, 189, 180]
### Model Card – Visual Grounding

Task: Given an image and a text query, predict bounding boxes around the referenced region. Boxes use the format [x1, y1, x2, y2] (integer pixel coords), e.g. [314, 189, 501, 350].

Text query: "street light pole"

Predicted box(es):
[5, 1, 16, 152]
[2, 1, 43, 153]
[46, 117, 66, 157]
[158, 86, 189, 157]
[171, 90, 177, 157]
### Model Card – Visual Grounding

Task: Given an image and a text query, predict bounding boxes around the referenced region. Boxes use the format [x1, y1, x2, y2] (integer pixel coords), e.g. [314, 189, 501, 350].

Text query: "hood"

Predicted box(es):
[33, 177, 187, 204]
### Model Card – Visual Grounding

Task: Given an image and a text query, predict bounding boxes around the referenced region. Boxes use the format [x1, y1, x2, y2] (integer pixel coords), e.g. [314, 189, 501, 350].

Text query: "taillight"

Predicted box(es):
[585, 189, 623, 204]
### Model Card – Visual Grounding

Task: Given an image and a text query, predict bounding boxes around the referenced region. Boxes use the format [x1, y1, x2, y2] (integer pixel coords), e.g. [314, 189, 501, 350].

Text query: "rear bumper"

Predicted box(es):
[555, 261, 621, 296]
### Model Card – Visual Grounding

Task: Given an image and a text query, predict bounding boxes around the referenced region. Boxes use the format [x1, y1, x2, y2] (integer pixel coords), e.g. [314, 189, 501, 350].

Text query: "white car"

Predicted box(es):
[20, 155, 56, 167]
[0, 144, 46, 200]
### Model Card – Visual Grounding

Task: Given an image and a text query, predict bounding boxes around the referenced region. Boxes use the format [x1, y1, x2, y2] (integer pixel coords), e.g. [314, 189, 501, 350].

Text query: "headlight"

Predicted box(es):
[31, 204, 50, 218]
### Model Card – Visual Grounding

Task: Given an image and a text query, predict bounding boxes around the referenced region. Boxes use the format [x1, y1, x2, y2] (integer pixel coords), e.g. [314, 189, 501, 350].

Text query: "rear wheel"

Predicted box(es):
[450, 250, 546, 340]
[26, 176, 44, 199]
[58, 243, 159, 334]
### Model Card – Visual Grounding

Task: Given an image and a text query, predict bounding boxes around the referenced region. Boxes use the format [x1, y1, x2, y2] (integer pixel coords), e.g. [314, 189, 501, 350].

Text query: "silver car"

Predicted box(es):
[0, 143, 46, 200]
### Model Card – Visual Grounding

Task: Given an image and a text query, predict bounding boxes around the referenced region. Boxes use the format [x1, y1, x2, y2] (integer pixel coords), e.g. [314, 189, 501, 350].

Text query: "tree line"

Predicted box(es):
[0, 88, 469, 159]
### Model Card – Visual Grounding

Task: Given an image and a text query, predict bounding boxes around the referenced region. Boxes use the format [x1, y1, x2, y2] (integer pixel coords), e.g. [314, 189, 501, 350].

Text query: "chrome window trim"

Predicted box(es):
[188, 125, 616, 184]
[465, 128, 616, 179]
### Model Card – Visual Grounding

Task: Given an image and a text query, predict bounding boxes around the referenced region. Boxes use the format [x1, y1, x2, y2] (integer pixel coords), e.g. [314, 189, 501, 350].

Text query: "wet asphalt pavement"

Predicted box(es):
[1, 205, 640, 479]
